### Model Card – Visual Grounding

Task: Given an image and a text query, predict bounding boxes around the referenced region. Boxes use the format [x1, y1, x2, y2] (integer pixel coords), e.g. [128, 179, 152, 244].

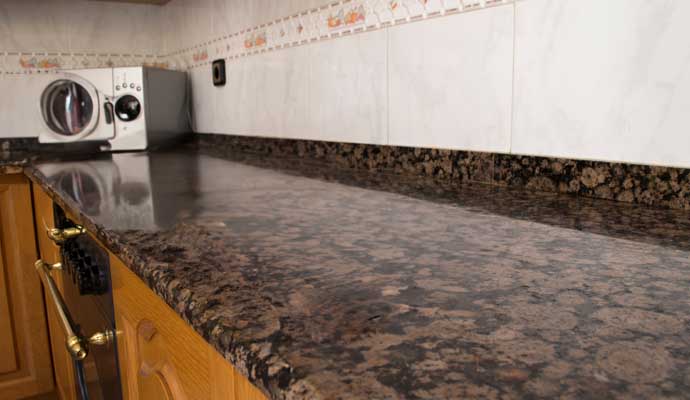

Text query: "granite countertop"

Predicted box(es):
[0, 151, 35, 173]
[23, 145, 690, 399]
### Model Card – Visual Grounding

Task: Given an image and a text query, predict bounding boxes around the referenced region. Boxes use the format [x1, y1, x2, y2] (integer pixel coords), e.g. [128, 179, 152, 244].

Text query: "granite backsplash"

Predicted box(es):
[195, 134, 690, 211]
[5, 134, 689, 211]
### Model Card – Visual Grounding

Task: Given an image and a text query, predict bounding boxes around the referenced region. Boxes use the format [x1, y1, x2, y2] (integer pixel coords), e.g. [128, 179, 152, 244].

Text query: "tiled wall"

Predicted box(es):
[0, 0, 166, 73]
[512, 0, 690, 169]
[174, 0, 690, 169]
[0, 0, 165, 138]
[170, 0, 513, 153]
[3, 0, 690, 171]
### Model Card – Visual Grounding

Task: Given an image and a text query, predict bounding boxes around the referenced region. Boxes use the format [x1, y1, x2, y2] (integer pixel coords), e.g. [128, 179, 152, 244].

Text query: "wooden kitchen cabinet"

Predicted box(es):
[0, 175, 55, 399]
[31, 182, 265, 399]
[111, 255, 266, 400]
[32, 183, 77, 400]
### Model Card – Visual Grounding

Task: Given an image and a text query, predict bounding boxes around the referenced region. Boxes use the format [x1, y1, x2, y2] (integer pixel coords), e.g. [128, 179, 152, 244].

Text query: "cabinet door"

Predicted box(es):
[111, 255, 265, 400]
[32, 184, 77, 400]
[0, 175, 54, 399]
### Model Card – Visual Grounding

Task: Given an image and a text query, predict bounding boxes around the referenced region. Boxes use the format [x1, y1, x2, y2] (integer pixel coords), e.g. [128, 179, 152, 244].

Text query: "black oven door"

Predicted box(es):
[52, 206, 122, 400]
[37, 252, 123, 400]
[62, 268, 122, 400]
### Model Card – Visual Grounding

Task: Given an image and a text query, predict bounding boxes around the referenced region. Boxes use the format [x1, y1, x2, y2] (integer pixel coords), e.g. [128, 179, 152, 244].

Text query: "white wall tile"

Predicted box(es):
[388, 6, 514, 152]
[163, 0, 214, 53]
[0, 74, 56, 138]
[0, 0, 72, 53]
[68, 1, 164, 54]
[513, 0, 690, 168]
[190, 65, 217, 133]
[215, 57, 251, 135]
[307, 30, 388, 144]
[251, 48, 310, 138]
[0, 0, 164, 54]
[215, 46, 310, 138]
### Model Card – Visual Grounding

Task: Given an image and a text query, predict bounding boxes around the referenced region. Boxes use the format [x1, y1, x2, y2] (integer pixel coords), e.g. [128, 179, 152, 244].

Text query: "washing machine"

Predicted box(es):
[38, 68, 115, 144]
[38, 67, 189, 151]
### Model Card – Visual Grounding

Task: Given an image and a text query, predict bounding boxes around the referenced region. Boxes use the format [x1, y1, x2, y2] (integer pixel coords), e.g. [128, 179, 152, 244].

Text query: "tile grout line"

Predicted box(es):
[508, 0, 517, 158]
[386, 26, 390, 146]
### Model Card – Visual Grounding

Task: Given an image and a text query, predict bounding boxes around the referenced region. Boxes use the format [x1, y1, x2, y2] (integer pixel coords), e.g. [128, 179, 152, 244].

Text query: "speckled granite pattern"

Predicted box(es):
[493, 154, 690, 211]
[195, 134, 495, 185]
[0, 137, 114, 173]
[195, 134, 690, 211]
[0, 137, 40, 152]
[0, 147, 35, 174]
[24, 148, 690, 399]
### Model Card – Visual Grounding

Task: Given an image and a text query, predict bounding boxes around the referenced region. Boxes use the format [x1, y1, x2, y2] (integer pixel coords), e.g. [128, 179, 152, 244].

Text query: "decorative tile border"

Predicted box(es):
[194, 134, 690, 211]
[0, 0, 511, 73]
[0, 51, 168, 74]
[166, 0, 513, 70]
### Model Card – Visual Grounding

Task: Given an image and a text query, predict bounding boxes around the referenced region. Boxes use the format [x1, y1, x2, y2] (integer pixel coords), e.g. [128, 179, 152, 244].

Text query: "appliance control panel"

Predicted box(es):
[114, 67, 143, 93]
[112, 67, 145, 128]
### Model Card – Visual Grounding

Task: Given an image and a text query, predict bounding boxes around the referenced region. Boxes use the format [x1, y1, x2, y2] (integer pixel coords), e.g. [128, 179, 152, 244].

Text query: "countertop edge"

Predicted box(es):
[23, 165, 315, 400]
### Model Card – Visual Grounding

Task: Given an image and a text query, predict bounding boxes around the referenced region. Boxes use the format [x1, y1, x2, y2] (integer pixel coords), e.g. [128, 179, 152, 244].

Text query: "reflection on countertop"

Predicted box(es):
[34, 152, 201, 230]
[26, 146, 690, 399]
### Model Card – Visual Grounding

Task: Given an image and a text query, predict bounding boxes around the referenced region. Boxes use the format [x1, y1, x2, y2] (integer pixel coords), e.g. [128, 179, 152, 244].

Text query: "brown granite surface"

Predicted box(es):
[195, 134, 690, 211]
[24, 147, 690, 400]
[0, 150, 35, 174]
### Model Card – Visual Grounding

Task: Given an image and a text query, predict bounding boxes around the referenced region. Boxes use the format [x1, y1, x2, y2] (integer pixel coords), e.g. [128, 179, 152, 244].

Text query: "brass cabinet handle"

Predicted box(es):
[47, 225, 86, 244]
[87, 331, 114, 347]
[35, 259, 87, 360]
[35, 260, 113, 360]
[39, 261, 63, 271]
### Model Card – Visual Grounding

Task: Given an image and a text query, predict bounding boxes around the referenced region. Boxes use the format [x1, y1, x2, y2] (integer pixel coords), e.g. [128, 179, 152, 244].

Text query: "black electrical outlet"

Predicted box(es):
[212, 59, 226, 86]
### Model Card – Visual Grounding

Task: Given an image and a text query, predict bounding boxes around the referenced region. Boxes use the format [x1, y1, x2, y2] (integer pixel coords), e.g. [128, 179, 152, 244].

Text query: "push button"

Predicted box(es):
[130, 83, 135, 89]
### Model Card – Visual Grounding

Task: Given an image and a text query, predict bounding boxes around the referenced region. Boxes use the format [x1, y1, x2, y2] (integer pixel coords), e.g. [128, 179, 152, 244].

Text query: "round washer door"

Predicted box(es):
[41, 76, 99, 140]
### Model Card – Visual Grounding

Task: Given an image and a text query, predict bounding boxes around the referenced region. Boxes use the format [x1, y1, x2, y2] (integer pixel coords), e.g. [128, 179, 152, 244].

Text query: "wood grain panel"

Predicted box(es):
[0, 175, 54, 399]
[31, 184, 76, 400]
[0, 223, 19, 375]
[111, 255, 266, 400]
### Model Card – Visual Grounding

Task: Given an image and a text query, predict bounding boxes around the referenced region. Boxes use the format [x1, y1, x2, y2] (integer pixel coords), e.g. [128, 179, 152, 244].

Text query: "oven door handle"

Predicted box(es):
[35, 260, 89, 360]
[47, 225, 86, 244]
[36, 260, 115, 361]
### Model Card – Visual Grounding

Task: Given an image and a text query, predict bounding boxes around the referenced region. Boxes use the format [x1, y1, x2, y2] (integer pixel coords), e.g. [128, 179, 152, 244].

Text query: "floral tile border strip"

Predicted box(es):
[168, 0, 513, 70]
[0, 51, 169, 74]
[0, 0, 511, 73]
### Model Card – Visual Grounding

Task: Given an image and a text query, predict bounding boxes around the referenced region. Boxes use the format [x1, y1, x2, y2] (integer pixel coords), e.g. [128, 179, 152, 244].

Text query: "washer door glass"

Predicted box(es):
[42, 80, 94, 136]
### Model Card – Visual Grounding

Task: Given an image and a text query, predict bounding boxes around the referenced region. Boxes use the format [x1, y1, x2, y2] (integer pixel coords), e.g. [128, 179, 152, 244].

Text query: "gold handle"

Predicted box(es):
[36, 259, 87, 360]
[40, 261, 63, 271]
[88, 331, 114, 347]
[35, 260, 113, 360]
[47, 225, 86, 244]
